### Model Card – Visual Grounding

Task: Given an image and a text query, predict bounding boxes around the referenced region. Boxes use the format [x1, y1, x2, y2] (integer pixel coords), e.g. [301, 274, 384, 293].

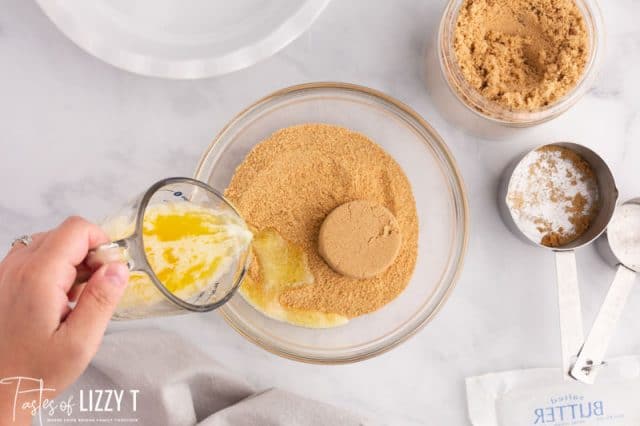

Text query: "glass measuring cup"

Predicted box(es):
[86, 177, 252, 319]
[571, 198, 640, 383]
[501, 142, 618, 380]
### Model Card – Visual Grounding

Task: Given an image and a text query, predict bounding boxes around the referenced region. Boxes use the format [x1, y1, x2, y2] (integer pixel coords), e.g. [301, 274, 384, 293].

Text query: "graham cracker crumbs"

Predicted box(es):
[225, 124, 418, 321]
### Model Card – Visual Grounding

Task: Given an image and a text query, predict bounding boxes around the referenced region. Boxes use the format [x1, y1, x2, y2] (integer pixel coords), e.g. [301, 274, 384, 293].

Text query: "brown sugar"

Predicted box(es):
[318, 200, 402, 280]
[453, 0, 589, 111]
[224, 124, 418, 319]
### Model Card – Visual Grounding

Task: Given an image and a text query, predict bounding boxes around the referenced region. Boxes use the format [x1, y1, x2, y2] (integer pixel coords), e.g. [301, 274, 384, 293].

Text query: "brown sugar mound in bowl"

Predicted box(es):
[453, 0, 589, 111]
[224, 124, 419, 318]
[318, 200, 403, 280]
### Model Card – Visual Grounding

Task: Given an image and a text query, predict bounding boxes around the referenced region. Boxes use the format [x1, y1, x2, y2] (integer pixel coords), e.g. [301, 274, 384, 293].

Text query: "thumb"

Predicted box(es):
[61, 262, 129, 353]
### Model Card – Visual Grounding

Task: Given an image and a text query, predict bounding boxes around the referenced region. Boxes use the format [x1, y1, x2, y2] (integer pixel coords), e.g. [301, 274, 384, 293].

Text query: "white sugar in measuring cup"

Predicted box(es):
[571, 198, 640, 383]
[500, 142, 618, 380]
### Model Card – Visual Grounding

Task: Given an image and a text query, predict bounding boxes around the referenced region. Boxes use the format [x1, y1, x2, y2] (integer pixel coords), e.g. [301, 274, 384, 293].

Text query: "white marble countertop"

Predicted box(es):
[2, 0, 640, 424]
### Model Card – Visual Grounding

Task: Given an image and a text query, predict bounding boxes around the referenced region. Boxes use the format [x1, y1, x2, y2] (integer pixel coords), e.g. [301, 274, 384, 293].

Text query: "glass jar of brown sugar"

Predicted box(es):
[437, 0, 604, 127]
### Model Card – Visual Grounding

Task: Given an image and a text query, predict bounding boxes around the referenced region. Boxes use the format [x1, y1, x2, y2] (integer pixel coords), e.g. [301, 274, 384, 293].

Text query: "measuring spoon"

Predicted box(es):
[571, 198, 640, 383]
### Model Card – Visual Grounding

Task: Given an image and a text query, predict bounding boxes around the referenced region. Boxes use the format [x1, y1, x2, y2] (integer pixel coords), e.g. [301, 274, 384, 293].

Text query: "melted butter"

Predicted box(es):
[145, 210, 225, 242]
[239, 228, 348, 328]
[142, 209, 230, 294]
[103, 202, 252, 315]
[252, 228, 313, 290]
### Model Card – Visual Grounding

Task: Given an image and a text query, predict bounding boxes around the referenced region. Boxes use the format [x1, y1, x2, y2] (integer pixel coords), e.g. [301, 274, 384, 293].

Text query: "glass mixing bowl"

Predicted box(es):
[195, 83, 469, 363]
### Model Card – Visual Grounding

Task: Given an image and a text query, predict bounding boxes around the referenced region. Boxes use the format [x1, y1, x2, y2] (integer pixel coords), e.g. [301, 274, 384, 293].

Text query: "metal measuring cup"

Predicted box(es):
[571, 198, 640, 383]
[500, 142, 618, 380]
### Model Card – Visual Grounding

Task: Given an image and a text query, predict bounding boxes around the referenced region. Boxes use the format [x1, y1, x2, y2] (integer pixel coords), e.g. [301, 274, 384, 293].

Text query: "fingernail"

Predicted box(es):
[104, 263, 128, 287]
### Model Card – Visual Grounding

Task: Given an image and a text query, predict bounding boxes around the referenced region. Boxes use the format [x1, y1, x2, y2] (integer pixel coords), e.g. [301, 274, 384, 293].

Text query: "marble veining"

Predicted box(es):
[1, 0, 640, 424]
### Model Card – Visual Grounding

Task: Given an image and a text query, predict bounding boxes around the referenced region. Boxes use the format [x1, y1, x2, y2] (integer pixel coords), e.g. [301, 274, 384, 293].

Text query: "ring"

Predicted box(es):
[11, 235, 32, 248]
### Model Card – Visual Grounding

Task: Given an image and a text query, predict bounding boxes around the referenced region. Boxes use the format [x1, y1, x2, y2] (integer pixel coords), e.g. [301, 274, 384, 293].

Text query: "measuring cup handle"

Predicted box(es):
[73, 240, 130, 286]
[555, 250, 585, 381]
[570, 265, 637, 384]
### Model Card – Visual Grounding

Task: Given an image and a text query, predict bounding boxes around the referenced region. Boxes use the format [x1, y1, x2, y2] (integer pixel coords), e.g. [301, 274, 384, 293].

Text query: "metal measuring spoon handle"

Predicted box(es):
[571, 198, 640, 384]
[555, 250, 585, 380]
[571, 265, 637, 384]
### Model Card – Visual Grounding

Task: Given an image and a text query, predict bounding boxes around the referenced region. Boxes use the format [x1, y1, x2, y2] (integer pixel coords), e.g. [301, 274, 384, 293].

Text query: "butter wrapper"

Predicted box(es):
[467, 356, 640, 425]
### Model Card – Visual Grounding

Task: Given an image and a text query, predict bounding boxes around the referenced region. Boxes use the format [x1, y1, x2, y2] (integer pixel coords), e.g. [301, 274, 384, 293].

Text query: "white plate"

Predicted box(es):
[36, 0, 331, 79]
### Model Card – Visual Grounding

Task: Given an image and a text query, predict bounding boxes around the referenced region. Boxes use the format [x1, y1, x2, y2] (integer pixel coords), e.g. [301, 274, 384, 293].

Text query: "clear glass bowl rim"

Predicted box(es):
[194, 82, 470, 364]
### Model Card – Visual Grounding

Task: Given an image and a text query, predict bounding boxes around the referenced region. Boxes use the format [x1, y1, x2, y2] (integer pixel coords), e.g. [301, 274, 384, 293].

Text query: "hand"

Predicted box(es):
[0, 217, 129, 425]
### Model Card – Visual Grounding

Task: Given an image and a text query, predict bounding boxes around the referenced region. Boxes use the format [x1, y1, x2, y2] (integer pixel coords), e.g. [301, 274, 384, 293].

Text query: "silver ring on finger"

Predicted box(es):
[11, 235, 33, 248]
